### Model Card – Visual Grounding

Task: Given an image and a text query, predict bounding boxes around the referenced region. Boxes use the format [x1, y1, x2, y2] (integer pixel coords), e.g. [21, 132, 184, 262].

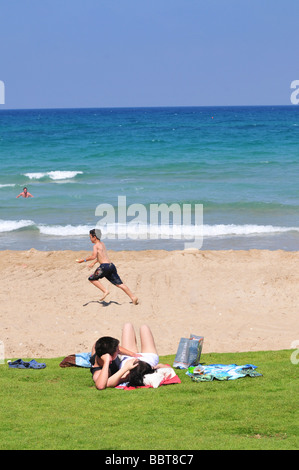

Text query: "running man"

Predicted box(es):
[76, 229, 138, 305]
[16, 187, 34, 198]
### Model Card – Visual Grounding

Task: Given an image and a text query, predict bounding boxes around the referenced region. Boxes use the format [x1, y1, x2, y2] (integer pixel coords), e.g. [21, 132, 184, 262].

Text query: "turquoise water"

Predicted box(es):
[0, 106, 299, 251]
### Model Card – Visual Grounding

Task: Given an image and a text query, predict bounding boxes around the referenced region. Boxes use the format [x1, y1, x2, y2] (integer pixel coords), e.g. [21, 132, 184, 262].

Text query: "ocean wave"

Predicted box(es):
[96, 223, 299, 239]
[38, 224, 92, 236]
[0, 219, 35, 233]
[1, 220, 299, 238]
[0, 184, 16, 188]
[202, 224, 299, 237]
[23, 171, 83, 181]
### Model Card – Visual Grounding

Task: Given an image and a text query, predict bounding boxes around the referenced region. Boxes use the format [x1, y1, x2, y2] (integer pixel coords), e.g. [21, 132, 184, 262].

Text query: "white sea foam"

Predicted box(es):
[97, 223, 299, 239]
[202, 224, 299, 237]
[23, 172, 45, 180]
[24, 171, 83, 180]
[0, 184, 16, 188]
[38, 224, 92, 236]
[47, 171, 83, 180]
[2, 220, 298, 239]
[0, 219, 35, 233]
[39, 223, 299, 238]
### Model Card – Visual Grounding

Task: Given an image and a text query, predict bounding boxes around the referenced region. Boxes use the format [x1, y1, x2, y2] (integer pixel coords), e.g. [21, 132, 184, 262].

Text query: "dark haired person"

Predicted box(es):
[117, 323, 169, 388]
[76, 229, 138, 304]
[16, 187, 33, 198]
[90, 335, 140, 390]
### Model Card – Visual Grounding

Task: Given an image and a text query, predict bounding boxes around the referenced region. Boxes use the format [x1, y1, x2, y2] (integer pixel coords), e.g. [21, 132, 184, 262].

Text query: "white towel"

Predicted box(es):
[143, 367, 176, 388]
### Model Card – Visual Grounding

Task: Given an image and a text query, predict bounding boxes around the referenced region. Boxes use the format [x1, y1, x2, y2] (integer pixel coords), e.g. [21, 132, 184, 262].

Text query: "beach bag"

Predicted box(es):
[173, 334, 204, 369]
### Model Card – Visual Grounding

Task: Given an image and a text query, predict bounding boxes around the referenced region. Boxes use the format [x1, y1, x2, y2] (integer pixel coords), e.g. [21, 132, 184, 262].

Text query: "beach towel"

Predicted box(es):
[116, 366, 181, 390]
[59, 352, 91, 368]
[186, 364, 262, 382]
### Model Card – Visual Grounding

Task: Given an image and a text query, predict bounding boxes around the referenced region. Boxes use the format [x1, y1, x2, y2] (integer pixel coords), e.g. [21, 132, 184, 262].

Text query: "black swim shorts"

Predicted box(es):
[88, 263, 123, 286]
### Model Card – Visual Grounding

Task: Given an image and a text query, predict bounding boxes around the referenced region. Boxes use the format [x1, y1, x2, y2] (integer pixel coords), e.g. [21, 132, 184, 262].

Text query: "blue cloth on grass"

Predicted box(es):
[75, 352, 91, 368]
[187, 364, 262, 382]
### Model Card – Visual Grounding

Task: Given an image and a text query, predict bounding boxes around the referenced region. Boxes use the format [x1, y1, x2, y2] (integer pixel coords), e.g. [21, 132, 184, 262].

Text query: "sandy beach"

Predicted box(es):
[1, 248, 298, 359]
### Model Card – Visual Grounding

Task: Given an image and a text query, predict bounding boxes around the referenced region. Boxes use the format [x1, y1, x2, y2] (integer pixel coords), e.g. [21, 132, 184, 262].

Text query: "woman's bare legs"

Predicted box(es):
[121, 323, 158, 355]
[121, 322, 138, 353]
[140, 324, 158, 354]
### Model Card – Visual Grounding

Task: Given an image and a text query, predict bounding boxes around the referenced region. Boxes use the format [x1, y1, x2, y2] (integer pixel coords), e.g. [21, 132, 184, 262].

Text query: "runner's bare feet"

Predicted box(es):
[100, 291, 110, 301]
[132, 297, 139, 305]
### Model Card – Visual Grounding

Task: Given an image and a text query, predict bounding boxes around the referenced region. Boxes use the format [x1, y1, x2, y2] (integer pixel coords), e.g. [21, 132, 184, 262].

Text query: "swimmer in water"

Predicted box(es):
[16, 187, 33, 198]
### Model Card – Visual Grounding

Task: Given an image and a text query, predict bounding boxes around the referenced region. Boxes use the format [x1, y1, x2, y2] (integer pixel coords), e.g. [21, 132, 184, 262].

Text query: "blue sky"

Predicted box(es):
[0, 0, 298, 109]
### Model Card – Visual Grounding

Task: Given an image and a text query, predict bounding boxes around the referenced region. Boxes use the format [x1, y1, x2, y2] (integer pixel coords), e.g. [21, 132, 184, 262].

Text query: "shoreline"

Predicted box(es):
[1, 232, 299, 253]
[1, 248, 298, 359]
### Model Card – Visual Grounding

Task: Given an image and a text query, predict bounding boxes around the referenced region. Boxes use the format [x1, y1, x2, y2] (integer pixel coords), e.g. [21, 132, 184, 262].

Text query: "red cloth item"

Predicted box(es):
[116, 366, 181, 390]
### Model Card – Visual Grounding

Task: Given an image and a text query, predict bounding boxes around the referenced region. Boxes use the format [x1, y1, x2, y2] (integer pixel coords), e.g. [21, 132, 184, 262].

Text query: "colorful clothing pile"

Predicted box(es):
[187, 364, 262, 382]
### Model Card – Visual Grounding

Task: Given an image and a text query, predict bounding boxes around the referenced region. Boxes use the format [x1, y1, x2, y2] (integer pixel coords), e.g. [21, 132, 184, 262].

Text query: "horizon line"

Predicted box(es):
[0, 103, 296, 112]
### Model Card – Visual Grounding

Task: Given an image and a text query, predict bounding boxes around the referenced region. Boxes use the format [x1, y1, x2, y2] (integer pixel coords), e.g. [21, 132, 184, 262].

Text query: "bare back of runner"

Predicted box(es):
[76, 229, 138, 305]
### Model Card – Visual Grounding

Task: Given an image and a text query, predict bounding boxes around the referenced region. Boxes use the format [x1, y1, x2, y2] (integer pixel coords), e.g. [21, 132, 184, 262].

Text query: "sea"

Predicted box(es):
[0, 105, 298, 252]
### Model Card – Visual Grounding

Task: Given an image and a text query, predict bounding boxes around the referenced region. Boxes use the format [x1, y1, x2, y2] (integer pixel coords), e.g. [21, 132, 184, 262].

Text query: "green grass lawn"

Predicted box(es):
[0, 350, 297, 450]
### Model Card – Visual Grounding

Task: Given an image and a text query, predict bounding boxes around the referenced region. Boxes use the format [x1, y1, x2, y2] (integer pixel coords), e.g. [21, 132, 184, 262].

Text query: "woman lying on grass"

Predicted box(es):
[90, 323, 168, 390]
